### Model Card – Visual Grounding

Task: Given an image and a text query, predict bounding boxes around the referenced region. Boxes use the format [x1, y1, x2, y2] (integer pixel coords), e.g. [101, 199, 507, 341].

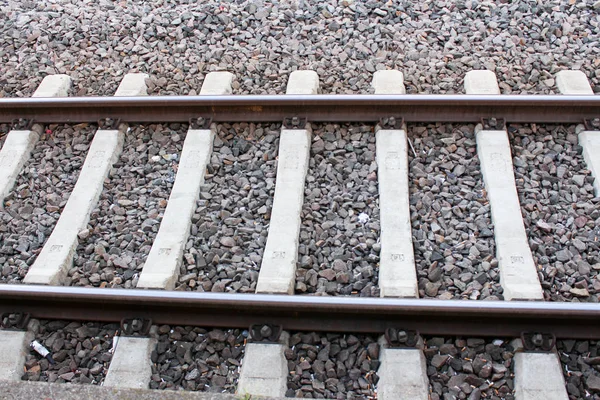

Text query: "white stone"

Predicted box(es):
[237, 343, 288, 398]
[286, 70, 320, 94]
[466, 70, 543, 300]
[0, 330, 34, 381]
[256, 70, 318, 294]
[376, 128, 418, 298]
[199, 71, 234, 95]
[137, 71, 232, 289]
[555, 70, 600, 195]
[0, 75, 72, 204]
[104, 337, 156, 389]
[24, 73, 146, 285]
[372, 70, 406, 94]
[377, 347, 429, 400]
[32, 74, 71, 98]
[114, 73, 149, 96]
[464, 70, 500, 95]
[556, 70, 594, 95]
[514, 352, 568, 400]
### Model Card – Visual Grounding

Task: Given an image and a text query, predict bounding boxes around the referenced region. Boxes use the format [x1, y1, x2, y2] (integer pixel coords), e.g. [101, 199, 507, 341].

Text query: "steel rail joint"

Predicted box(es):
[0, 285, 598, 339]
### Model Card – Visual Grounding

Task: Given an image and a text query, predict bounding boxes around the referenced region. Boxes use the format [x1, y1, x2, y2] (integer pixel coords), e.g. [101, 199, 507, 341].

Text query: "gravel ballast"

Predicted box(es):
[285, 331, 379, 399]
[510, 124, 600, 302]
[296, 124, 380, 297]
[0, 124, 93, 283]
[558, 339, 600, 399]
[22, 319, 118, 385]
[68, 124, 183, 288]
[178, 123, 278, 292]
[150, 326, 246, 393]
[409, 123, 502, 300]
[0, 124, 10, 148]
[1, 1, 598, 97]
[425, 336, 515, 400]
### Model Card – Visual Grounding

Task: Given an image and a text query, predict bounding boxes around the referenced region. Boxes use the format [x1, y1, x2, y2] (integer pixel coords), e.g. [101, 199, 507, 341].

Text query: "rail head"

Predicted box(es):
[0, 94, 598, 124]
[0, 285, 599, 339]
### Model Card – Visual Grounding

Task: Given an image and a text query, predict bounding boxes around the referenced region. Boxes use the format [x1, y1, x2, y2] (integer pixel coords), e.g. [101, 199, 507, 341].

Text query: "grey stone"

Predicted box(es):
[587, 374, 600, 392]
[431, 354, 449, 368]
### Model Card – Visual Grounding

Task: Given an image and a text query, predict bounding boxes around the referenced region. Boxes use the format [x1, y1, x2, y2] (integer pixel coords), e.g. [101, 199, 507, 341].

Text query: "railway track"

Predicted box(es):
[0, 69, 598, 400]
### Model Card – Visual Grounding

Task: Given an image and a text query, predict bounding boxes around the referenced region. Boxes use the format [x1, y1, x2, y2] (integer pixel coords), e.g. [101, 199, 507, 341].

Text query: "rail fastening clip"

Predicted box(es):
[120, 317, 153, 337]
[249, 323, 283, 343]
[189, 116, 213, 129]
[385, 328, 420, 348]
[481, 117, 506, 130]
[379, 116, 404, 130]
[1, 312, 31, 331]
[282, 116, 307, 129]
[521, 332, 556, 352]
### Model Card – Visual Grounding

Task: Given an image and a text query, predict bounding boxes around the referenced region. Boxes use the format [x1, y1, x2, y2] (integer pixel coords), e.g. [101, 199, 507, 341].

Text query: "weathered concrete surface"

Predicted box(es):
[113, 73, 149, 96]
[464, 70, 500, 94]
[237, 342, 289, 397]
[24, 72, 147, 285]
[256, 70, 318, 294]
[514, 352, 568, 400]
[475, 128, 543, 300]
[104, 337, 157, 389]
[377, 347, 429, 400]
[31, 74, 71, 98]
[24, 129, 125, 285]
[136, 128, 215, 289]
[466, 70, 543, 300]
[199, 71, 234, 95]
[372, 70, 406, 95]
[137, 71, 232, 289]
[578, 130, 600, 196]
[0, 380, 257, 399]
[256, 128, 311, 294]
[376, 127, 418, 298]
[0, 129, 41, 205]
[0, 330, 34, 381]
[285, 70, 319, 95]
[372, 70, 418, 298]
[0, 74, 72, 204]
[556, 70, 594, 95]
[555, 70, 600, 195]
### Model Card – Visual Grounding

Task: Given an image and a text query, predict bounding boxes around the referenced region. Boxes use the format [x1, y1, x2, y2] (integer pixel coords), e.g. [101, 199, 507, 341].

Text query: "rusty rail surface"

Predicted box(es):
[0, 285, 598, 338]
[0, 94, 598, 124]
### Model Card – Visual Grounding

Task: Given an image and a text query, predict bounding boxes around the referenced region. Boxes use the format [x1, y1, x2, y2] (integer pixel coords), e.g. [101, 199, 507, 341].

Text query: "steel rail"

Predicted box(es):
[0, 94, 598, 124]
[0, 285, 599, 338]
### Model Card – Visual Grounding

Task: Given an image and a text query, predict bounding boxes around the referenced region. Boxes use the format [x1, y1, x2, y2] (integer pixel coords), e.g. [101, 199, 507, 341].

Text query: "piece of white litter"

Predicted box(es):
[151, 155, 161, 162]
[162, 153, 178, 161]
[358, 213, 370, 224]
[492, 339, 504, 346]
[407, 138, 418, 158]
[110, 335, 120, 353]
[31, 340, 55, 364]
